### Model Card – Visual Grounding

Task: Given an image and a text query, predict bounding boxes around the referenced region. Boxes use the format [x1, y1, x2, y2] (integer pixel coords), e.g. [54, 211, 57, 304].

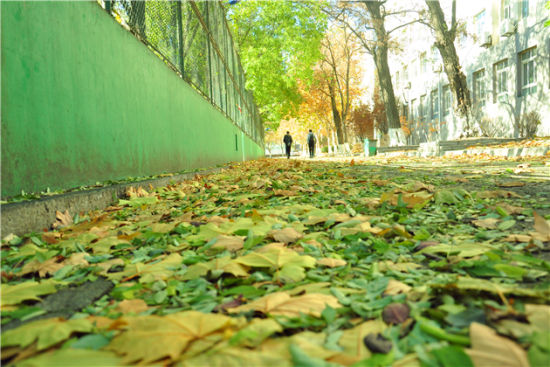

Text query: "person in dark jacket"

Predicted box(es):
[307, 130, 316, 158]
[283, 131, 293, 159]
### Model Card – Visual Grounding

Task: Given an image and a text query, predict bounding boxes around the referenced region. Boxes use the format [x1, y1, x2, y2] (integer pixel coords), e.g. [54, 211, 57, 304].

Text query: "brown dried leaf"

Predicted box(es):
[383, 279, 411, 296]
[382, 303, 410, 324]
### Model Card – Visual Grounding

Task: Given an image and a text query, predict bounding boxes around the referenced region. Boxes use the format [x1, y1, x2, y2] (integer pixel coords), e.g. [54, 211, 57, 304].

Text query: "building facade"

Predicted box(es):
[391, 0, 549, 144]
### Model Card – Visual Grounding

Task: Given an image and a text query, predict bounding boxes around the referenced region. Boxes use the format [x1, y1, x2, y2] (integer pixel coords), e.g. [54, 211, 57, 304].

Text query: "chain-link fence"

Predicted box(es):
[99, 0, 263, 147]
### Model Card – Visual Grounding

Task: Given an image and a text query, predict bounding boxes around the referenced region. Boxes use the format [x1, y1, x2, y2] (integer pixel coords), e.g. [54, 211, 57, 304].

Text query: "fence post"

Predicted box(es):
[175, 0, 185, 75]
[205, 2, 213, 100]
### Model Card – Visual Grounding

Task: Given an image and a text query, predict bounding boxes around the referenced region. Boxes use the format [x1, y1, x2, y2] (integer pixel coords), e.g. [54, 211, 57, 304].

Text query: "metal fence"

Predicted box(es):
[99, 0, 263, 147]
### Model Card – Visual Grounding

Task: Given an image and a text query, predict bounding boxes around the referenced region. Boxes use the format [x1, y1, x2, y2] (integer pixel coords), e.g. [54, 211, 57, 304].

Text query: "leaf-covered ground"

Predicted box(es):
[2, 156, 550, 367]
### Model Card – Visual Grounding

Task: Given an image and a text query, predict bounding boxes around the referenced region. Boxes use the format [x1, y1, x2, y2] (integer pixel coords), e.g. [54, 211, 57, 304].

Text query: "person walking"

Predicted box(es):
[307, 130, 316, 158]
[283, 131, 293, 159]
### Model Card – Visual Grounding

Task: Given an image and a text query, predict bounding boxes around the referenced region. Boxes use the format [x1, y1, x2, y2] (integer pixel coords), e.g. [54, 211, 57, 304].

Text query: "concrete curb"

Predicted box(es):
[1, 168, 221, 237]
[444, 146, 550, 157]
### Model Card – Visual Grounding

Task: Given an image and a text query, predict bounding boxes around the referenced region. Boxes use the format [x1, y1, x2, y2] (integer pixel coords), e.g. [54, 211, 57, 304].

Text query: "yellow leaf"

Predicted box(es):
[497, 181, 525, 187]
[269, 227, 303, 244]
[383, 279, 411, 295]
[317, 258, 347, 268]
[328, 320, 386, 365]
[503, 234, 532, 243]
[466, 322, 529, 367]
[472, 218, 499, 229]
[378, 261, 420, 272]
[20, 257, 64, 278]
[116, 299, 149, 314]
[107, 311, 238, 364]
[1, 280, 59, 306]
[53, 210, 73, 228]
[227, 291, 340, 317]
[212, 235, 245, 251]
[2, 318, 93, 350]
[533, 211, 550, 241]
[182, 256, 248, 280]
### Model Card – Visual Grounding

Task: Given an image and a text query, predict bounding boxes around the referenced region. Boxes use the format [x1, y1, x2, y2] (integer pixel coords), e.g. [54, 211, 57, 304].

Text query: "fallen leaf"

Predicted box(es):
[383, 279, 411, 295]
[317, 258, 347, 268]
[269, 227, 303, 244]
[212, 235, 245, 251]
[382, 303, 410, 324]
[107, 311, 238, 364]
[472, 218, 499, 229]
[466, 322, 529, 367]
[533, 211, 550, 241]
[53, 210, 73, 228]
[497, 181, 525, 187]
[363, 333, 392, 353]
[15, 348, 122, 367]
[2, 318, 93, 350]
[1, 280, 59, 306]
[116, 299, 149, 314]
[227, 291, 340, 317]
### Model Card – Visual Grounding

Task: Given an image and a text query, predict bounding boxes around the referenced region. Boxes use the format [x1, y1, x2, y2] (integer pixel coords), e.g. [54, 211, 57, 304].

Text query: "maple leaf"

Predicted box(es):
[269, 227, 303, 244]
[182, 256, 249, 280]
[110, 253, 183, 283]
[234, 247, 316, 282]
[53, 210, 73, 229]
[116, 299, 149, 314]
[466, 322, 529, 367]
[532, 211, 550, 241]
[212, 235, 245, 251]
[1, 280, 59, 306]
[227, 291, 340, 317]
[328, 320, 386, 365]
[317, 258, 347, 268]
[2, 318, 93, 350]
[106, 311, 239, 364]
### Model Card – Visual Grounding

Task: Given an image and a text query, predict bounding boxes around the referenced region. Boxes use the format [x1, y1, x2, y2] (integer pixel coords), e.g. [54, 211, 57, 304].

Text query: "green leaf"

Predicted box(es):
[431, 346, 474, 367]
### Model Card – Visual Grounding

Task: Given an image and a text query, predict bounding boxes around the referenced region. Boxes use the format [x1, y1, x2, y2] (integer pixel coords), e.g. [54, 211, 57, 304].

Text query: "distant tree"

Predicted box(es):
[227, 1, 327, 126]
[296, 26, 364, 145]
[350, 103, 374, 140]
[330, 1, 418, 145]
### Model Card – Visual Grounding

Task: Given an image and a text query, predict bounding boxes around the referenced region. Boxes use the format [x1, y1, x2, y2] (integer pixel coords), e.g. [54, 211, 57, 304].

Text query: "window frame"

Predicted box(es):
[473, 69, 487, 106]
[518, 47, 537, 96]
[493, 59, 508, 102]
[442, 85, 451, 116]
[431, 89, 439, 121]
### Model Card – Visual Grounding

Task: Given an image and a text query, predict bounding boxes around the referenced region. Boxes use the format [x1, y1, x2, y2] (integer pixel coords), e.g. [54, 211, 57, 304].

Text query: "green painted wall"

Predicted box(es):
[1, 1, 263, 199]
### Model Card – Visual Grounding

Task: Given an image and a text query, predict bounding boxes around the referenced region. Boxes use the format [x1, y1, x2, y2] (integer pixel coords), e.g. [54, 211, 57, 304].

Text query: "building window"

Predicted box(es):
[494, 59, 508, 102]
[420, 53, 427, 74]
[520, 0, 529, 18]
[519, 47, 536, 96]
[502, 0, 511, 20]
[473, 69, 486, 106]
[420, 95, 427, 122]
[475, 10, 486, 38]
[442, 85, 451, 116]
[431, 89, 439, 121]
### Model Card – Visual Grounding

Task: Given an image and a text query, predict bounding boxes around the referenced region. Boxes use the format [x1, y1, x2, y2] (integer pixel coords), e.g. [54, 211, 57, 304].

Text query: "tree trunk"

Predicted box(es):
[424, 0, 477, 136]
[328, 82, 345, 144]
[363, 1, 401, 133]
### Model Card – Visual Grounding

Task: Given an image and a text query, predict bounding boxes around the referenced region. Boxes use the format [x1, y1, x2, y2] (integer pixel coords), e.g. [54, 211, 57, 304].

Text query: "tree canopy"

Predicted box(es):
[227, 1, 328, 126]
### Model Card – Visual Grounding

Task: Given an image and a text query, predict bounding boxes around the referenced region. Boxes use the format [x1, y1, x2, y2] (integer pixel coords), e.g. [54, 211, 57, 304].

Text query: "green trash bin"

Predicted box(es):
[364, 139, 377, 157]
